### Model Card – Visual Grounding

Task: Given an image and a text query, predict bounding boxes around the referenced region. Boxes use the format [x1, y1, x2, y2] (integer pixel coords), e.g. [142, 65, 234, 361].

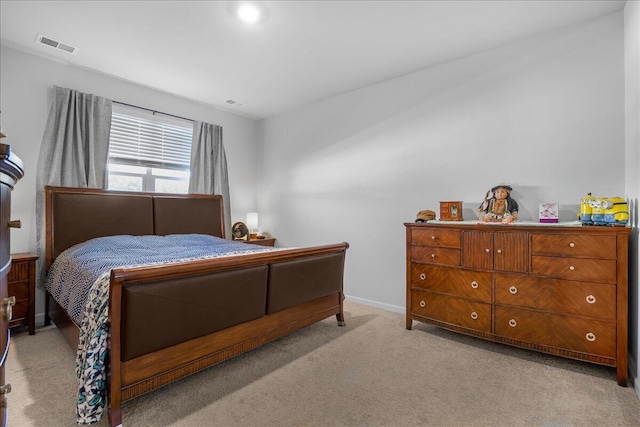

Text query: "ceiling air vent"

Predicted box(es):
[225, 99, 244, 107]
[36, 34, 78, 54]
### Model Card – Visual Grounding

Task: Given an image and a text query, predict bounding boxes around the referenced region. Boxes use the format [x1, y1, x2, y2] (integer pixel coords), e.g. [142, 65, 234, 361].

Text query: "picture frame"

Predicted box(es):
[539, 203, 559, 223]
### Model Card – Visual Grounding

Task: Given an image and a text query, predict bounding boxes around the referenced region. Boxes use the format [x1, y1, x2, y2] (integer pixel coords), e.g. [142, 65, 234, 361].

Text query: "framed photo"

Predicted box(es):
[539, 203, 559, 223]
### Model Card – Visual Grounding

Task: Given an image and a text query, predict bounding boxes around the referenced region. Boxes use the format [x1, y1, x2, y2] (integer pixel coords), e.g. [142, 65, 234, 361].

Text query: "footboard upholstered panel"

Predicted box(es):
[121, 265, 269, 361]
[266, 252, 346, 314]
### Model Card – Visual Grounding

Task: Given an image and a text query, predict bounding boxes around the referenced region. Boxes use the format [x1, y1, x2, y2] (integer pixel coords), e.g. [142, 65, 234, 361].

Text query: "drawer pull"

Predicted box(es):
[586, 332, 596, 342]
[419, 300, 426, 308]
[485, 248, 490, 253]
[586, 294, 596, 304]
[431, 236, 436, 240]
[509, 286, 518, 295]
[569, 242, 575, 248]
[8, 219, 21, 228]
[471, 281, 479, 289]
[470, 312, 478, 320]
[496, 249, 502, 254]
[0, 383, 9, 411]
[2, 296, 16, 321]
[569, 266, 575, 271]
[508, 319, 517, 327]
[419, 273, 426, 280]
[431, 253, 436, 258]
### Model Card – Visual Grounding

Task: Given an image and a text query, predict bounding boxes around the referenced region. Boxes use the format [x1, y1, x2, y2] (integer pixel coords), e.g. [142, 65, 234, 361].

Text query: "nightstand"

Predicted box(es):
[8, 253, 38, 335]
[246, 238, 276, 247]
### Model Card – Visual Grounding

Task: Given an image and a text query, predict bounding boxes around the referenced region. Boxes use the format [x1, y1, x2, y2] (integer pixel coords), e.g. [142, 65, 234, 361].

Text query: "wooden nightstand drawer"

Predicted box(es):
[246, 238, 276, 247]
[8, 253, 38, 335]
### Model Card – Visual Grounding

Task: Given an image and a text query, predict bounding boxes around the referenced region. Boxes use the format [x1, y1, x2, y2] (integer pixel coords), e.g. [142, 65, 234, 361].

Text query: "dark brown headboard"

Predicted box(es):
[45, 186, 225, 268]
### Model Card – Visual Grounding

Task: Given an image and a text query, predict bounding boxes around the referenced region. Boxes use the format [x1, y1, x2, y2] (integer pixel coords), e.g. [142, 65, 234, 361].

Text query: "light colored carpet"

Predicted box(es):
[5, 300, 640, 426]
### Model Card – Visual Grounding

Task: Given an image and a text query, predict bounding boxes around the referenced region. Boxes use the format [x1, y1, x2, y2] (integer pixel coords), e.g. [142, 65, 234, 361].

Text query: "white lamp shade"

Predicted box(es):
[246, 212, 259, 230]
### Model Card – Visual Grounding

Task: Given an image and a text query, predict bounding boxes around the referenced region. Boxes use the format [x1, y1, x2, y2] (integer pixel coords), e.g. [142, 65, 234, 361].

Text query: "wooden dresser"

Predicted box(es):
[1, 143, 24, 426]
[405, 221, 630, 386]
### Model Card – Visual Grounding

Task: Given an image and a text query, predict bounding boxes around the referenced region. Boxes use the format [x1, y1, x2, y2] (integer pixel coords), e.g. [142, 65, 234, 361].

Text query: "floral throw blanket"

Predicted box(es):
[44, 234, 277, 425]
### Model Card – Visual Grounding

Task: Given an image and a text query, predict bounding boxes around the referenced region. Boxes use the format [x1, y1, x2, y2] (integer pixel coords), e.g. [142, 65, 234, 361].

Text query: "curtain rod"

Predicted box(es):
[113, 100, 194, 123]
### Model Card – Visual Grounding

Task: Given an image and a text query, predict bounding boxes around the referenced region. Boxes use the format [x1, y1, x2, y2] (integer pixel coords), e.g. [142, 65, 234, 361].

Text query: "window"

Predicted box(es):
[107, 104, 192, 193]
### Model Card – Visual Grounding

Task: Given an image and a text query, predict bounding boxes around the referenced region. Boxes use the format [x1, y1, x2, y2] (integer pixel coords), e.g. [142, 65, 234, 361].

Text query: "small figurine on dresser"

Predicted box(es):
[478, 184, 519, 223]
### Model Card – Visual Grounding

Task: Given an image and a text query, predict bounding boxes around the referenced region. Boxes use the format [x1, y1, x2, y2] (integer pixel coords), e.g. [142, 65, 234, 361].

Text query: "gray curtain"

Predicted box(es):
[189, 121, 231, 239]
[35, 86, 112, 282]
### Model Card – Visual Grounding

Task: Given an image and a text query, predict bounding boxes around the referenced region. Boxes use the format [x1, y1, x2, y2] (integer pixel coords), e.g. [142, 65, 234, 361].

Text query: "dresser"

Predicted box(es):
[1, 143, 25, 426]
[405, 221, 630, 386]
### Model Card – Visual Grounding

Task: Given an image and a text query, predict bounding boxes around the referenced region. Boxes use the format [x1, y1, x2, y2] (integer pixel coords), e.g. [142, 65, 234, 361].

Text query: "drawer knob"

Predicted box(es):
[431, 253, 436, 258]
[569, 242, 575, 248]
[419, 300, 426, 308]
[431, 236, 436, 240]
[470, 312, 478, 320]
[569, 266, 575, 271]
[509, 286, 518, 294]
[485, 248, 490, 253]
[508, 319, 517, 327]
[471, 281, 479, 289]
[2, 296, 16, 321]
[586, 332, 596, 342]
[496, 249, 502, 254]
[419, 273, 426, 280]
[8, 219, 21, 228]
[586, 294, 596, 304]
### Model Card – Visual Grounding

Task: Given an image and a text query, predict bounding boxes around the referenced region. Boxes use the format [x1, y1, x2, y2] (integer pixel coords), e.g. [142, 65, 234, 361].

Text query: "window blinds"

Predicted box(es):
[109, 106, 193, 170]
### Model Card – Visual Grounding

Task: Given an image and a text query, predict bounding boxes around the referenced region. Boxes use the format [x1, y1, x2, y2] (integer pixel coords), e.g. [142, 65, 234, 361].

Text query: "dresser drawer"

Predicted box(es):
[531, 255, 616, 283]
[411, 228, 460, 248]
[531, 234, 616, 259]
[412, 246, 460, 266]
[411, 289, 491, 333]
[411, 264, 491, 302]
[495, 274, 616, 320]
[495, 306, 616, 358]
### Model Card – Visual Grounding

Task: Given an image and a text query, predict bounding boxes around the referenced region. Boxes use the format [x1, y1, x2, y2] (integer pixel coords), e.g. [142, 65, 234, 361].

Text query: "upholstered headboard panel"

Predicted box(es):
[45, 186, 225, 268]
[153, 195, 224, 238]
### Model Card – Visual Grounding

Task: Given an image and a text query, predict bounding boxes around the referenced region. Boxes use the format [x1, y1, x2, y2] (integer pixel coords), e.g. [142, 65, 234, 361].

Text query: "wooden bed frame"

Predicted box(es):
[43, 186, 349, 427]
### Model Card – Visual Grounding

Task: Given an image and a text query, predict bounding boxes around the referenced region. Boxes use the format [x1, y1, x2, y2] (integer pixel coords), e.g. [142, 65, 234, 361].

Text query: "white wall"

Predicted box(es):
[0, 46, 261, 320]
[625, 0, 640, 397]
[260, 12, 625, 313]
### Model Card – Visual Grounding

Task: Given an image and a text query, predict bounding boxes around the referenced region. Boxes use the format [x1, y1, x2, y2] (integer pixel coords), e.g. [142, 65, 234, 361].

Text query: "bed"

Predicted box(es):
[43, 185, 349, 427]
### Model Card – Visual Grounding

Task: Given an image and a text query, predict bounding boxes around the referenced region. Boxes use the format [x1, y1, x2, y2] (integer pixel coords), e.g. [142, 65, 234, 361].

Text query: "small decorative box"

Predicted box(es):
[440, 201, 463, 221]
[539, 203, 559, 223]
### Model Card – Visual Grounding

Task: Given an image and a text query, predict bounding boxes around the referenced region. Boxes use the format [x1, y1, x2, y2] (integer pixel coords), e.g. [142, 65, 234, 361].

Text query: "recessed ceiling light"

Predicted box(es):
[236, 3, 261, 24]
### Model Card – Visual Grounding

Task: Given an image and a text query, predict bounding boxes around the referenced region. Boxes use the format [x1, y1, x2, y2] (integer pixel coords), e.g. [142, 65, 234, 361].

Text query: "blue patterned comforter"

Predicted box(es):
[44, 234, 277, 425]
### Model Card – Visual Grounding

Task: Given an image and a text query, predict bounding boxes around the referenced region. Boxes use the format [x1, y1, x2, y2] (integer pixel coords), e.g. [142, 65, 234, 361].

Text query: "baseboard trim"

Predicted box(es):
[344, 294, 404, 314]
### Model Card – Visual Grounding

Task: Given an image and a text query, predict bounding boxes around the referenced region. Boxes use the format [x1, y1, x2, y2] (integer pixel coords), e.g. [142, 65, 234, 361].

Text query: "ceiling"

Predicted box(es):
[0, 1, 627, 120]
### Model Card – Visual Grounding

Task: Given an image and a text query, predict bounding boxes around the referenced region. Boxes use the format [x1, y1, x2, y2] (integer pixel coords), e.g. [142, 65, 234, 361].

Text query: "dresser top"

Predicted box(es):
[405, 220, 631, 234]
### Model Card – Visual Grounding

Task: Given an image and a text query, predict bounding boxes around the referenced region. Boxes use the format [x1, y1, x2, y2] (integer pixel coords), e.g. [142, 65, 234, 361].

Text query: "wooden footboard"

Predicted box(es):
[107, 243, 348, 427]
